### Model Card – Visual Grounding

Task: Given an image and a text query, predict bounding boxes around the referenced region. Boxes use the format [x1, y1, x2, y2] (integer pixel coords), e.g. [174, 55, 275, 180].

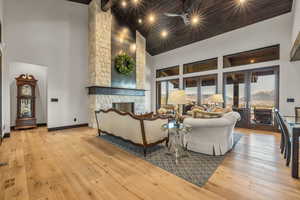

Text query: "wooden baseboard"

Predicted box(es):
[3, 132, 10, 138]
[48, 123, 88, 132]
[11, 123, 47, 130]
[37, 123, 47, 127]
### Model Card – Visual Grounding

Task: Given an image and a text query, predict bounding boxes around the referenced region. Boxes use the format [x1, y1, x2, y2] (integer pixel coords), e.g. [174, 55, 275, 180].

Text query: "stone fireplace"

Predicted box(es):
[88, 0, 147, 128]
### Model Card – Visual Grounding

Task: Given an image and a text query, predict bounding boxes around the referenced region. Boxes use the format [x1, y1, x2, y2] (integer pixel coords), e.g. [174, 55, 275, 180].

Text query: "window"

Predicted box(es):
[156, 66, 179, 78]
[223, 45, 280, 68]
[224, 72, 246, 108]
[223, 67, 279, 130]
[183, 75, 217, 105]
[183, 58, 218, 74]
[200, 76, 217, 104]
[156, 79, 179, 109]
[184, 77, 198, 105]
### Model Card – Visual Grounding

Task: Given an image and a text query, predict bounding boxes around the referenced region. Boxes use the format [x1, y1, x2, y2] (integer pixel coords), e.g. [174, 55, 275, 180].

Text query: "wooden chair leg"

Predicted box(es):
[284, 140, 288, 159]
[280, 134, 285, 154]
[166, 138, 169, 148]
[286, 143, 291, 167]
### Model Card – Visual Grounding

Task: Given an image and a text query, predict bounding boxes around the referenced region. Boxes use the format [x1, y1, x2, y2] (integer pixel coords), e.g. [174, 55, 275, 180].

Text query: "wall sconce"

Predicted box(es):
[130, 44, 137, 52]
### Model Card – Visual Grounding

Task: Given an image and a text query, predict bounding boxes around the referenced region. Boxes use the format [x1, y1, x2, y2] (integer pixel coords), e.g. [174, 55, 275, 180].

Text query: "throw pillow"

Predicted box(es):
[192, 109, 223, 118]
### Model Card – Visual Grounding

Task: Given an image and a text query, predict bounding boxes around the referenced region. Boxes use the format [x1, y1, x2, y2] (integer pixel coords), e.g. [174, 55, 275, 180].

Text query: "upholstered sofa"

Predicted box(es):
[183, 112, 241, 156]
[95, 109, 169, 156]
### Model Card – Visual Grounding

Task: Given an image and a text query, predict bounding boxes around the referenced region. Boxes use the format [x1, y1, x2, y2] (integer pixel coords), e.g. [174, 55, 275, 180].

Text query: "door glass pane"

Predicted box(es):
[250, 70, 276, 125]
[156, 79, 179, 109]
[201, 76, 217, 104]
[224, 72, 246, 108]
[160, 81, 167, 106]
[184, 77, 198, 105]
[167, 79, 179, 104]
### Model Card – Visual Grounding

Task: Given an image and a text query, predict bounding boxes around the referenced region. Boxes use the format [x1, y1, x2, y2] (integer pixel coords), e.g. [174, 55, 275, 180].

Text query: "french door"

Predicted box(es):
[156, 79, 180, 109]
[224, 66, 279, 130]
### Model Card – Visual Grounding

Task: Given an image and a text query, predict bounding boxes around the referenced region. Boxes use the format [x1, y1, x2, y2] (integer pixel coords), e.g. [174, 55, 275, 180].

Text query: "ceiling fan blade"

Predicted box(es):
[181, 15, 191, 25]
[164, 13, 182, 17]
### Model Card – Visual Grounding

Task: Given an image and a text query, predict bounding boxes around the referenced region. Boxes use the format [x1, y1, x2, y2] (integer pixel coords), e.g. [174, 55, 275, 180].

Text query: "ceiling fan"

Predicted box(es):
[163, 0, 200, 25]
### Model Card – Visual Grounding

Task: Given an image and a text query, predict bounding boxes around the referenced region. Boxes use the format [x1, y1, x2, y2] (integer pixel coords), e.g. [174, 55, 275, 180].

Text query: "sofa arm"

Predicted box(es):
[143, 118, 168, 144]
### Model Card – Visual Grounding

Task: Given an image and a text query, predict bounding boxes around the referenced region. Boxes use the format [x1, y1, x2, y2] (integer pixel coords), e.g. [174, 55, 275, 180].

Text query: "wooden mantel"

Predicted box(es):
[87, 86, 146, 96]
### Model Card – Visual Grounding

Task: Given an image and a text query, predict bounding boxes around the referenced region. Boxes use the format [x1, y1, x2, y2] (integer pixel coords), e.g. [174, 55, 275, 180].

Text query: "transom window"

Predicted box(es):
[223, 45, 280, 68]
[183, 58, 218, 74]
[156, 66, 179, 78]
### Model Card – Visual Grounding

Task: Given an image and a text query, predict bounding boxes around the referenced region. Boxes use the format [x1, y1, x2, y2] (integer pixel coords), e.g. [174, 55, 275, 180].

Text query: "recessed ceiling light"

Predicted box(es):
[138, 18, 143, 24]
[122, 27, 128, 34]
[237, 0, 248, 6]
[130, 43, 137, 52]
[121, 0, 127, 8]
[132, 0, 140, 5]
[148, 14, 156, 24]
[118, 36, 124, 43]
[191, 15, 200, 25]
[250, 59, 255, 63]
[161, 30, 168, 38]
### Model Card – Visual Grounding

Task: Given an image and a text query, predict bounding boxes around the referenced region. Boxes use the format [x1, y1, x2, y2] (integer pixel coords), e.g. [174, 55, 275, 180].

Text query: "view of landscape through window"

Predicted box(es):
[159, 80, 179, 106]
[225, 73, 275, 109]
[250, 73, 275, 109]
[184, 76, 216, 105]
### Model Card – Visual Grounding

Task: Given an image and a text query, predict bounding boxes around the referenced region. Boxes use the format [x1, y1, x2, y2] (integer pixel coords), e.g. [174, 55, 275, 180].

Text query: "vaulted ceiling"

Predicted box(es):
[69, 0, 293, 55]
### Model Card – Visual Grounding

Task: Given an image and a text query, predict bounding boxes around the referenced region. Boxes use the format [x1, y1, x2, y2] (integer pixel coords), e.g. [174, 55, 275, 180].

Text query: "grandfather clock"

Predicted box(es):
[15, 74, 38, 130]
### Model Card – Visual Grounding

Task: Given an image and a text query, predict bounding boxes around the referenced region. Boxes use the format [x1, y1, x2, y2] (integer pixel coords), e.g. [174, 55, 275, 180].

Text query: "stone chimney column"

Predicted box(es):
[88, 0, 112, 127]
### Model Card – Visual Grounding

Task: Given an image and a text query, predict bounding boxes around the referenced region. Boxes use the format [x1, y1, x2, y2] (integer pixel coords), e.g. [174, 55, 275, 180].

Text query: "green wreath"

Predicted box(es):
[115, 53, 135, 76]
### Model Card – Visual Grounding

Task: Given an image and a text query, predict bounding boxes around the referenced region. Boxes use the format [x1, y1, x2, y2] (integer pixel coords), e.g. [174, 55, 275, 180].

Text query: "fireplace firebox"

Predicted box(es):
[112, 102, 135, 113]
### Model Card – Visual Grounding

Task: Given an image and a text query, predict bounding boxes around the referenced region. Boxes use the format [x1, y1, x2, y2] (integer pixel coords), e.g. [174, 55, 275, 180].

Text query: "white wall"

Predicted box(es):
[3, 0, 89, 131]
[9, 62, 48, 126]
[0, 0, 4, 137]
[152, 13, 300, 116]
[145, 53, 154, 112]
[292, 0, 300, 44]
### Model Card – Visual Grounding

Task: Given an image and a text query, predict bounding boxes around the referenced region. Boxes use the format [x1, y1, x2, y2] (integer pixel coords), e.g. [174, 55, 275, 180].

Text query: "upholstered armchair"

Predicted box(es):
[183, 112, 241, 156]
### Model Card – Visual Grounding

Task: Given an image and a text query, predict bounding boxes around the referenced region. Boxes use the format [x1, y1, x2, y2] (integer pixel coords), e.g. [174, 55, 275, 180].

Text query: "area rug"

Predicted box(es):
[99, 133, 243, 187]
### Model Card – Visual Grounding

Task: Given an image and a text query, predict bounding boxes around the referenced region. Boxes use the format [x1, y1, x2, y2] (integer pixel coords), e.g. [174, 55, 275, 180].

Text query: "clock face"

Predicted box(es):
[21, 84, 32, 96]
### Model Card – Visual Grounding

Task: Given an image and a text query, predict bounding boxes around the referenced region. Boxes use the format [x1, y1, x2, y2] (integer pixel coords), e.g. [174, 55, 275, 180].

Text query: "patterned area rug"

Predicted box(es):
[99, 133, 243, 187]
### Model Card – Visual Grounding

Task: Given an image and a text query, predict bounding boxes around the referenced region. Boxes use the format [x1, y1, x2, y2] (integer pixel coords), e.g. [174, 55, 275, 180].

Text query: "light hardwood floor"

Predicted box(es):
[0, 127, 299, 200]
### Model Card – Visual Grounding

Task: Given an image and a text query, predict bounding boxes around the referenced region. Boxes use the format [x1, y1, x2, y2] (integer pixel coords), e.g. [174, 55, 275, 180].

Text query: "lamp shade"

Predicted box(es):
[209, 94, 224, 104]
[168, 90, 187, 105]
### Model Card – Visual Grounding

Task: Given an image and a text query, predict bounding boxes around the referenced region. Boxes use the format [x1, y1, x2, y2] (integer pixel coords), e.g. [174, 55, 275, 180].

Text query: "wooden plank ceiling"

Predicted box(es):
[68, 0, 293, 55]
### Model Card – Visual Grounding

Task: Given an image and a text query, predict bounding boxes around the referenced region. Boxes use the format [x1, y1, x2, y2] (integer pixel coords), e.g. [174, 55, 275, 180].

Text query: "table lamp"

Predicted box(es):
[168, 90, 187, 124]
[209, 94, 224, 110]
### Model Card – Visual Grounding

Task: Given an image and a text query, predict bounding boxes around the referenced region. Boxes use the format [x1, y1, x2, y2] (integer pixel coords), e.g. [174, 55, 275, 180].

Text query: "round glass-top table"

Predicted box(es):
[161, 122, 192, 164]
